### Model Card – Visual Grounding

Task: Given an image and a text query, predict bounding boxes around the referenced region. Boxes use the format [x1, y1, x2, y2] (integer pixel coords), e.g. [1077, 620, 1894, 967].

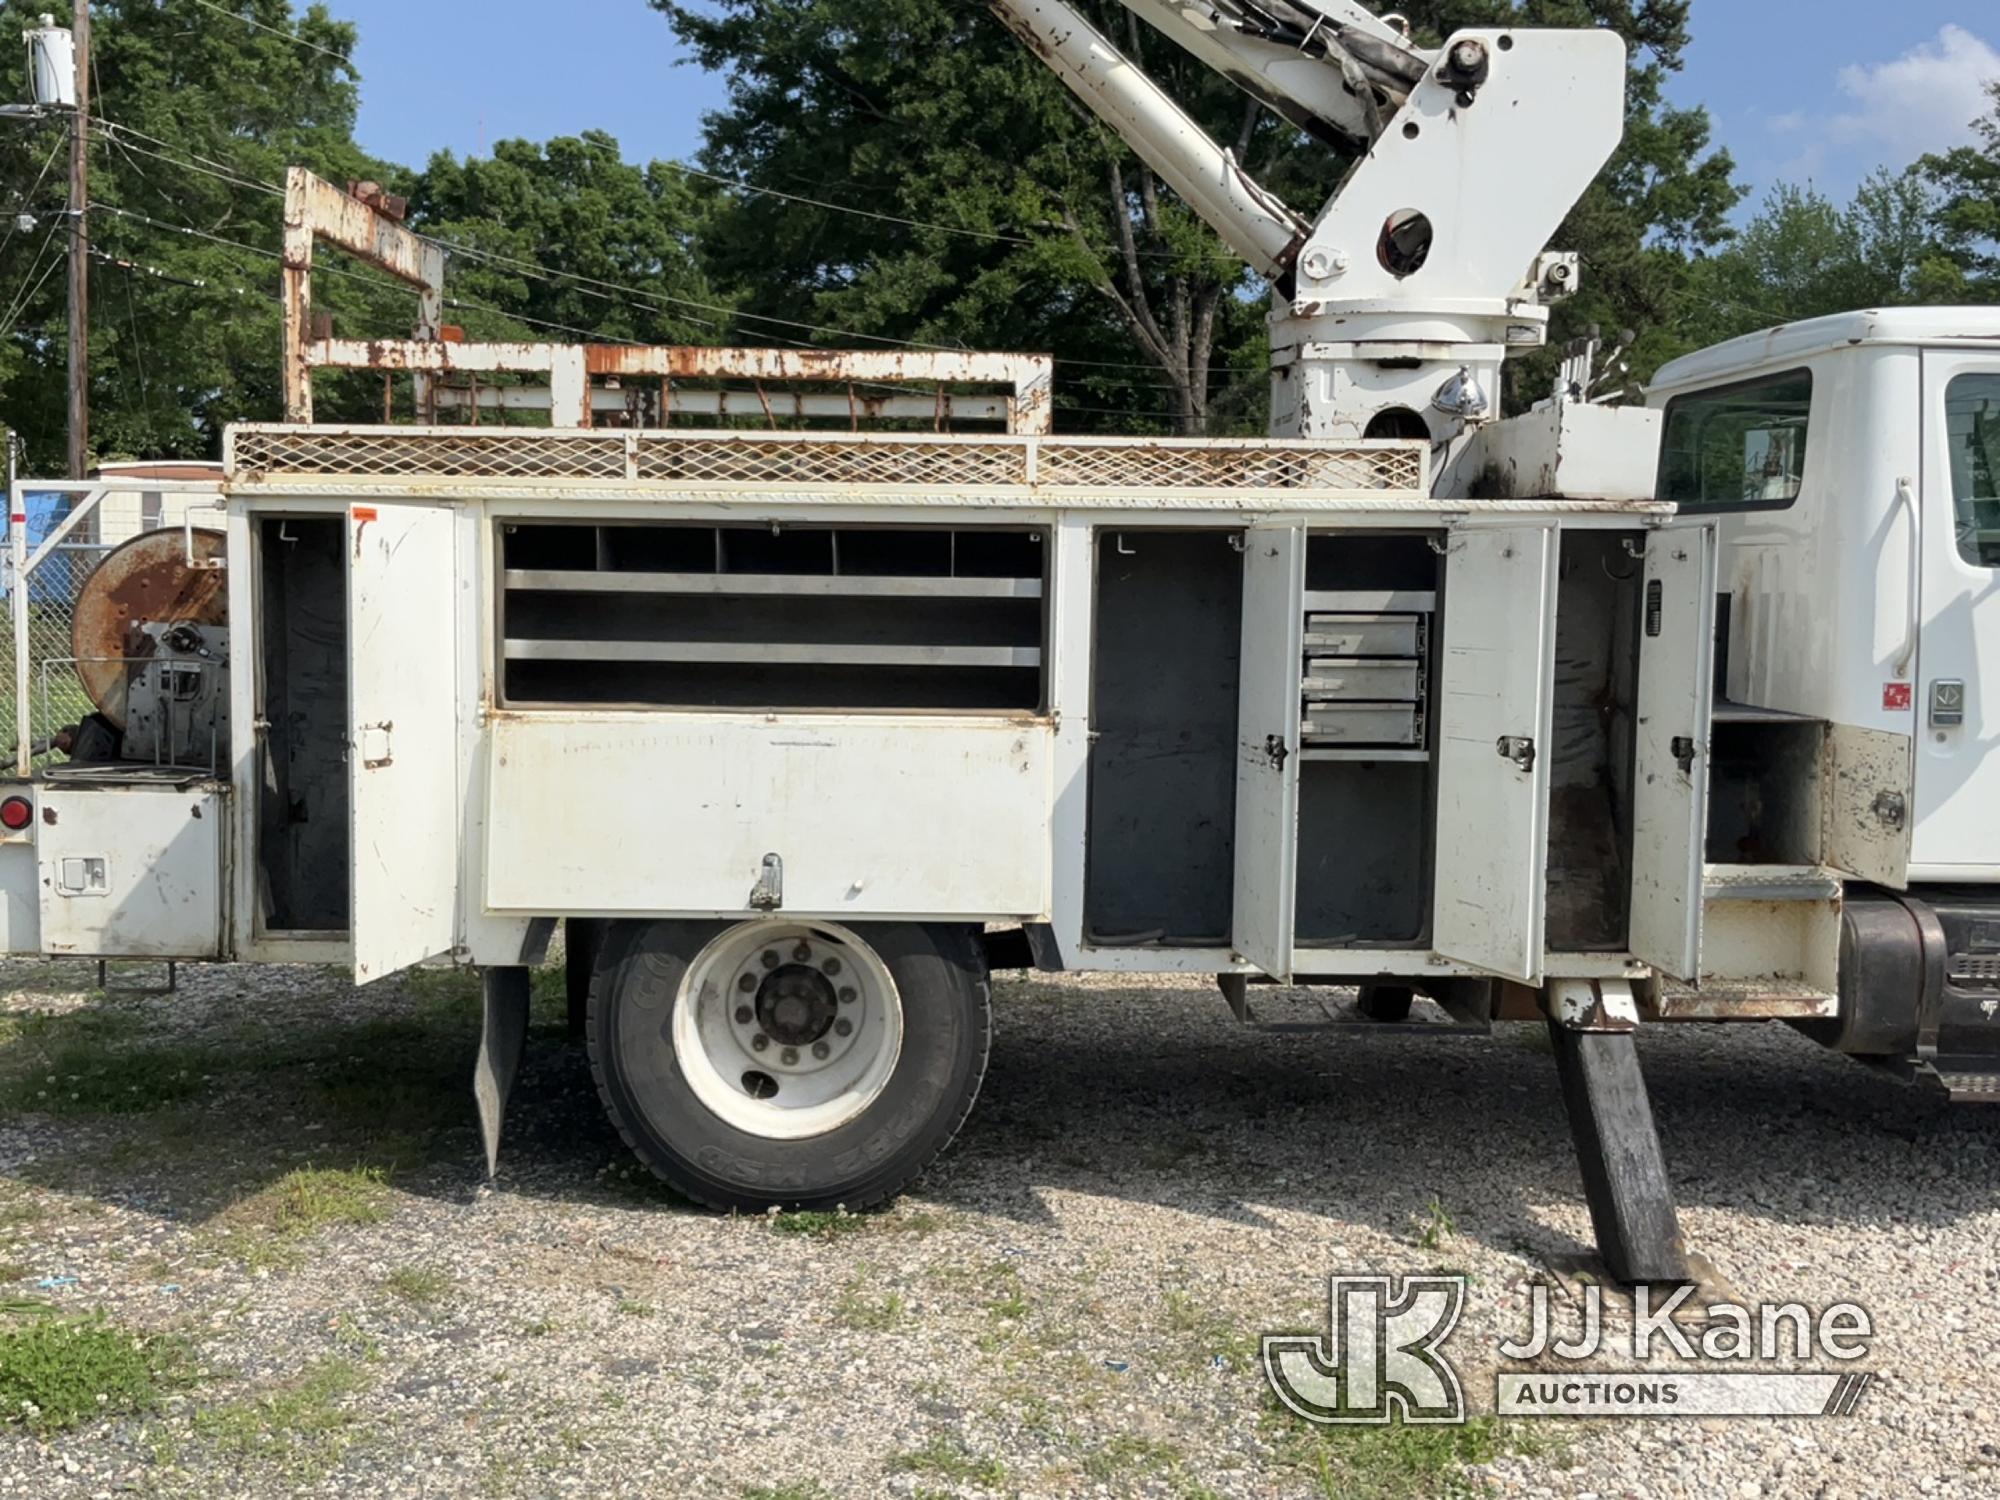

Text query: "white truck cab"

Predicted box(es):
[1649, 309, 2000, 1088]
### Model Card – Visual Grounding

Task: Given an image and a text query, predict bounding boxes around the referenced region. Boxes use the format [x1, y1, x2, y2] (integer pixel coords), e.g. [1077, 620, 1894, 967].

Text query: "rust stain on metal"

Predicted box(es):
[71, 529, 228, 731]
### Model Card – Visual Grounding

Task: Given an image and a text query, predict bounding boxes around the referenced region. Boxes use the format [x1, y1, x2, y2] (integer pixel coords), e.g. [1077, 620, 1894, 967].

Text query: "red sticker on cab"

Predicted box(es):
[1883, 683, 1913, 712]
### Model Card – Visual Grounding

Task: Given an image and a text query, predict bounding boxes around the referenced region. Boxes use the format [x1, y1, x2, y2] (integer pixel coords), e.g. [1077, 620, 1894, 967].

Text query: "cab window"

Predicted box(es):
[1947, 373, 2000, 567]
[1658, 369, 1813, 513]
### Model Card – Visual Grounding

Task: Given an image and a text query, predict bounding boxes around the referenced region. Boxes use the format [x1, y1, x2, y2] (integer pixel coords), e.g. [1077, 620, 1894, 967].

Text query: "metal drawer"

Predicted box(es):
[1300, 703, 1421, 747]
[1303, 658, 1421, 702]
[1303, 614, 1423, 658]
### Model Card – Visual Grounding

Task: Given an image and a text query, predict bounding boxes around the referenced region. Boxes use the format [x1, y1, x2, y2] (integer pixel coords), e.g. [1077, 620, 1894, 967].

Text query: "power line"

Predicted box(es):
[81, 108, 1221, 380]
[187, 0, 354, 69]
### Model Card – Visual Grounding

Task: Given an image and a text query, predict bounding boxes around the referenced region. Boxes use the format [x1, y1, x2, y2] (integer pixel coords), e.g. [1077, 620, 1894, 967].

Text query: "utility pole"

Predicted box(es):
[65, 2, 89, 480]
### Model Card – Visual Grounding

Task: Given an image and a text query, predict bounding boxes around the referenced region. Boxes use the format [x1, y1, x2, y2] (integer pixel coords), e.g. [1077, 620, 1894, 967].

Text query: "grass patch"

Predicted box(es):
[767, 1209, 874, 1240]
[0, 1028, 212, 1116]
[216, 1166, 393, 1267]
[741, 1485, 834, 1500]
[382, 1266, 453, 1308]
[887, 1433, 1007, 1487]
[266, 1166, 392, 1233]
[1279, 1413, 1566, 1499]
[1081, 1433, 1185, 1483]
[616, 1298, 655, 1319]
[834, 1268, 906, 1332]
[0, 1314, 189, 1433]
[1162, 1289, 1258, 1373]
[192, 1357, 368, 1482]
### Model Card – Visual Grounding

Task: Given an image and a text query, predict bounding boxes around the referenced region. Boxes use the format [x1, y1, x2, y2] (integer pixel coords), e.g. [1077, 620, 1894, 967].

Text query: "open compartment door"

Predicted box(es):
[1629, 526, 1717, 980]
[1232, 524, 1305, 980]
[347, 502, 461, 984]
[1433, 525, 1558, 982]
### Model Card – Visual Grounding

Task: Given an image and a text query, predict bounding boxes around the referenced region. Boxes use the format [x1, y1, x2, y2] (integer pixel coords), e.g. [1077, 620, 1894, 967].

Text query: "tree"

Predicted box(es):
[1923, 81, 2000, 299]
[0, 0, 395, 470]
[407, 131, 720, 348]
[659, 0, 1742, 430]
[1672, 171, 1948, 350]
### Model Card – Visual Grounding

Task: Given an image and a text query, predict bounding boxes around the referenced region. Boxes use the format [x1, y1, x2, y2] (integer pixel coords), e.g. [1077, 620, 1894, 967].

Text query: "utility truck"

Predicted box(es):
[2, 1, 1995, 1287]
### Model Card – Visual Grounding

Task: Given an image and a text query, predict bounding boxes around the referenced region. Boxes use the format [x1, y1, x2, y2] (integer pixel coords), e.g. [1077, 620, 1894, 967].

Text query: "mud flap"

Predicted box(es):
[474, 966, 530, 1179]
[565, 919, 604, 1043]
[1546, 991, 1691, 1286]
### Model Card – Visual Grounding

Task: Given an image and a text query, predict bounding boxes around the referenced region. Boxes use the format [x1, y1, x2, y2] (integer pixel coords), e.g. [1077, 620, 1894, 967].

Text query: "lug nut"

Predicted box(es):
[751, 1034, 770, 1052]
[838, 987, 857, 1004]
[738, 972, 757, 992]
[834, 1018, 853, 1037]
[734, 1005, 753, 1025]
[760, 949, 779, 970]
[781, 1047, 799, 1065]
[812, 1041, 831, 1060]
[822, 956, 842, 976]
[792, 941, 812, 962]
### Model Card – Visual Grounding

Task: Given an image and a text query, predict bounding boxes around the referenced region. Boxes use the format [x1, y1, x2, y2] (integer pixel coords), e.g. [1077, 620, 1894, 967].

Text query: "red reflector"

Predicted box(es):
[0, 797, 31, 831]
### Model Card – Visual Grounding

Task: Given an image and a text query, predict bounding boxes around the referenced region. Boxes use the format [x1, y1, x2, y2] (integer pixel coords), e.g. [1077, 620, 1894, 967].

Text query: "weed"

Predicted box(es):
[767, 1209, 871, 1240]
[1081, 1433, 1183, 1482]
[887, 1433, 1007, 1486]
[260, 1166, 392, 1235]
[835, 1269, 906, 1332]
[616, 1299, 655, 1319]
[0, 1314, 188, 1432]
[382, 1267, 453, 1308]
[1276, 1411, 1560, 1500]
[1415, 1196, 1456, 1252]
[1163, 1289, 1258, 1372]
[192, 1357, 368, 1481]
[741, 1484, 833, 1500]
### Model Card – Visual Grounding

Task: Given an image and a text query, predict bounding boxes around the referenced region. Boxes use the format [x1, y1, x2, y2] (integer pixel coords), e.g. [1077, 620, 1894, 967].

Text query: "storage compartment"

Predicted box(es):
[1706, 713, 1823, 865]
[499, 522, 1047, 712]
[39, 781, 224, 958]
[1086, 530, 1242, 945]
[1294, 759, 1430, 944]
[1545, 532, 1643, 952]
[256, 516, 350, 932]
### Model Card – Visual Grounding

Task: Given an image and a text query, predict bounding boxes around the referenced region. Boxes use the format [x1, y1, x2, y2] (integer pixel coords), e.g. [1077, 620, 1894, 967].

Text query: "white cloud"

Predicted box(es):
[1770, 25, 1998, 188]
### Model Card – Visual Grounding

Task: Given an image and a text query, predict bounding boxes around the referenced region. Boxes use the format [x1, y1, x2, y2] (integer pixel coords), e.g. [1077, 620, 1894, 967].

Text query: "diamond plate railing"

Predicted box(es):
[228, 426, 1431, 499]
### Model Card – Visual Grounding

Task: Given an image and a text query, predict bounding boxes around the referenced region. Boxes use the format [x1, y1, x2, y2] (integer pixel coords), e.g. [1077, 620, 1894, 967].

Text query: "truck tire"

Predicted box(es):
[586, 918, 991, 1211]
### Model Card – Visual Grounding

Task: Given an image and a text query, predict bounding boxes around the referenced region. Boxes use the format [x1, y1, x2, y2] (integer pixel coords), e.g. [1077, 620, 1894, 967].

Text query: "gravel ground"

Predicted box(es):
[0, 956, 1992, 1498]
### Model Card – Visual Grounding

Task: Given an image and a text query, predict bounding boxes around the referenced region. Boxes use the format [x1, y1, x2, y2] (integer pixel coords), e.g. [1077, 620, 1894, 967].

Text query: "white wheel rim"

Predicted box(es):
[672, 920, 904, 1140]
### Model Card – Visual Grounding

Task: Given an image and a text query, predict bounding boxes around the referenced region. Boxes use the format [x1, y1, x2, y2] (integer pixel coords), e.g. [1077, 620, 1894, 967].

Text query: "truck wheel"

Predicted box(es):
[586, 918, 990, 1211]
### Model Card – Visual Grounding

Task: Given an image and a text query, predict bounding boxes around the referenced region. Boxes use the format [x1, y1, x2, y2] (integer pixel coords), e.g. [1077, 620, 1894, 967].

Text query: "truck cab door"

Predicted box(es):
[1913, 350, 2000, 873]
[1628, 525, 1717, 981]
[1232, 523, 1305, 981]
[1432, 524, 1558, 983]
[347, 502, 461, 984]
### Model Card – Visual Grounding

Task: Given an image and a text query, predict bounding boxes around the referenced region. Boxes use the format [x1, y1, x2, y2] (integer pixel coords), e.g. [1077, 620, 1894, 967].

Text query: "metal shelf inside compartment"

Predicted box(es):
[503, 639, 1041, 669]
[502, 568, 1043, 600]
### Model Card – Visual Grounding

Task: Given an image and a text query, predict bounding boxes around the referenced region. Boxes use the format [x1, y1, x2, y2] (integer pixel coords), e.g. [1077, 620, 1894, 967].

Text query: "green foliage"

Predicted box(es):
[191, 1356, 368, 1480]
[0, 1313, 187, 1432]
[0, 0, 394, 469]
[1923, 82, 2000, 299]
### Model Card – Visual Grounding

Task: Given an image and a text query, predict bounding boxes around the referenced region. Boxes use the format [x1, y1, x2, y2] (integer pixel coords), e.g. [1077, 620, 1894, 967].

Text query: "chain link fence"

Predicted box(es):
[3, 490, 114, 770]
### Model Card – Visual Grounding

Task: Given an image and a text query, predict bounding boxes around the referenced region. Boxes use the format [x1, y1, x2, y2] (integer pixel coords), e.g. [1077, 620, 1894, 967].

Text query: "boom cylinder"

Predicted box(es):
[985, 0, 1306, 278]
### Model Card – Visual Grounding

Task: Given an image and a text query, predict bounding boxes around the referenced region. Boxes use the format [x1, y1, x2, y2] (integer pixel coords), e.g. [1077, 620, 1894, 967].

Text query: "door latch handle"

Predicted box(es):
[1496, 736, 1536, 773]
[1671, 735, 1698, 776]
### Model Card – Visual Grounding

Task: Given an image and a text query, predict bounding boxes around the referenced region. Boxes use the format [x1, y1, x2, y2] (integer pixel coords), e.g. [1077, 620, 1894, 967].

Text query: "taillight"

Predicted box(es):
[0, 796, 32, 831]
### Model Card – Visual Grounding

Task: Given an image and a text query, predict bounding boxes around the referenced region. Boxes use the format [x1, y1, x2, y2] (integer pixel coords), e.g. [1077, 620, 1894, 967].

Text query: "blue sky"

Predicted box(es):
[342, 1, 1999, 210]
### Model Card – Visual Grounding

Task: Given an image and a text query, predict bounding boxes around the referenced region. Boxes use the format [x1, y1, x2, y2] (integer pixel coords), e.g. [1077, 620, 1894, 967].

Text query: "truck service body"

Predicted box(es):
[2, 2, 1997, 1284]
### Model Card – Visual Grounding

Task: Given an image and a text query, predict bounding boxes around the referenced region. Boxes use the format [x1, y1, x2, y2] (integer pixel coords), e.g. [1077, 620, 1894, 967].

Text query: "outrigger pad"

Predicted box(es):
[1546, 1021, 1692, 1287]
[475, 967, 531, 1180]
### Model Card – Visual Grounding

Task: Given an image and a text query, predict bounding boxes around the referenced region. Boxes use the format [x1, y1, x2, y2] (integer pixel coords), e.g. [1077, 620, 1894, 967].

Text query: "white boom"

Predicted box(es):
[986, 0, 1628, 446]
